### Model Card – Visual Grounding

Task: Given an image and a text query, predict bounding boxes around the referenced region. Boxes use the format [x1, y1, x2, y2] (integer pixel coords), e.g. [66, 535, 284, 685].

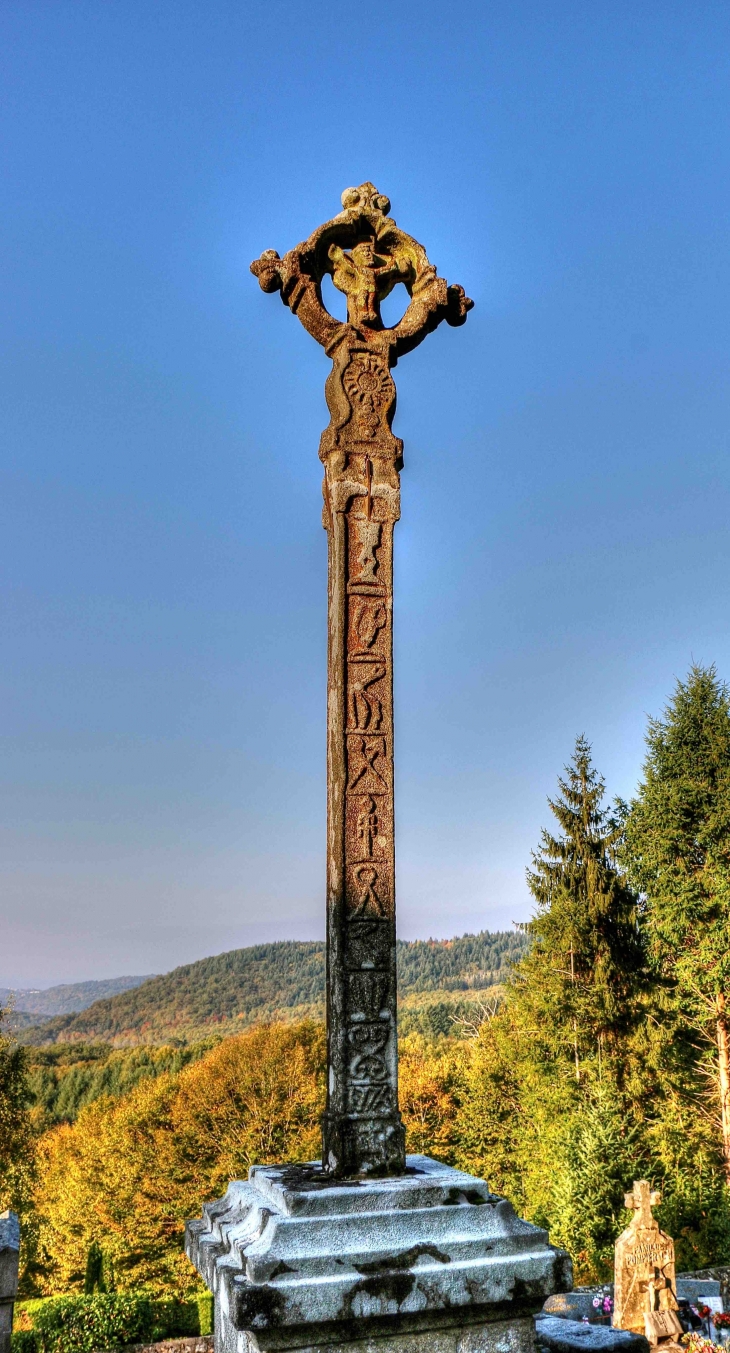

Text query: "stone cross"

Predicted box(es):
[625, 1180, 662, 1226]
[613, 1179, 680, 1340]
[251, 183, 473, 1177]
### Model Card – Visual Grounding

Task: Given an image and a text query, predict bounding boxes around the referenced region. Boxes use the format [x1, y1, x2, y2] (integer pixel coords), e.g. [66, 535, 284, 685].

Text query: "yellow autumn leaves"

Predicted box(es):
[35, 1023, 324, 1295]
[33, 1023, 461, 1296]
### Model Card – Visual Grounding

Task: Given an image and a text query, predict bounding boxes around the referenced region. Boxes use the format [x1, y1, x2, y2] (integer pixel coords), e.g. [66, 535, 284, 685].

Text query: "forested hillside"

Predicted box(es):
[25, 1040, 217, 1129]
[0, 975, 154, 1017]
[399, 932, 523, 990]
[19, 931, 527, 1047]
[7, 667, 730, 1299]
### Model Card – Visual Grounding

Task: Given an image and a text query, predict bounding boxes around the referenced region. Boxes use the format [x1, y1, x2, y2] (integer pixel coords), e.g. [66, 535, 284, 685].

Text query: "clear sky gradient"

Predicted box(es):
[2, 2, 729, 986]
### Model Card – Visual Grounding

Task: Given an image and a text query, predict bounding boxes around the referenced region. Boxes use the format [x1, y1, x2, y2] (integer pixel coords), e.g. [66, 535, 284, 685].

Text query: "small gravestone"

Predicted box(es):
[613, 1183, 682, 1347]
[675, 1280, 721, 1303]
[0, 1211, 20, 1353]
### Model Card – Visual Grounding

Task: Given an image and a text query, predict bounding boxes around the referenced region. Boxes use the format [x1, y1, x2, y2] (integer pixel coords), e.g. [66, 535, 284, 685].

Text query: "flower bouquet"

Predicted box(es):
[682, 1333, 717, 1353]
[590, 1294, 614, 1324]
[713, 1312, 730, 1344]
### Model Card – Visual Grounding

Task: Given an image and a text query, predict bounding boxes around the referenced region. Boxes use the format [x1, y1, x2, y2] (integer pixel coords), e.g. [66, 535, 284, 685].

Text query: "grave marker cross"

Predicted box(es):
[625, 1181, 662, 1226]
[251, 183, 473, 1177]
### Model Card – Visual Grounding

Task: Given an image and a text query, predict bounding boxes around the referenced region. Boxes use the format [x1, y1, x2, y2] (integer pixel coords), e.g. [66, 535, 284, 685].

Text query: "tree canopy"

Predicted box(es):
[519, 735, 645, 1080]
[625, 663, 730, 1178]
[0, 1004, 34, 1214]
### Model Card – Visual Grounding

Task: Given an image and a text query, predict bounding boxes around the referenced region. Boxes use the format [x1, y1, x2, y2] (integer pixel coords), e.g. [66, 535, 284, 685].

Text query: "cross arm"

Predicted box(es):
[251, 186, 473, 361]
[250, 247, 345, 350]
[390, 274, 473, 359]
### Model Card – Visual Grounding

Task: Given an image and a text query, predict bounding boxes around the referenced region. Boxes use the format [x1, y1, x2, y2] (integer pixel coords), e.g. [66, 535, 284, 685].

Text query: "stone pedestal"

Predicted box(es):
[221, 1315, 539, 1353]
[0, 1212, 20, 1353]
[185, 1156, 571, 1353]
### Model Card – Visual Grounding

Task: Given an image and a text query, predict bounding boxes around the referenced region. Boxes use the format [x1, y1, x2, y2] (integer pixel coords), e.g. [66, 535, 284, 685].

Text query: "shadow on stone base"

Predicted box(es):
[186, 1156, 570, 1353]
[221, 1311, 538, 1353]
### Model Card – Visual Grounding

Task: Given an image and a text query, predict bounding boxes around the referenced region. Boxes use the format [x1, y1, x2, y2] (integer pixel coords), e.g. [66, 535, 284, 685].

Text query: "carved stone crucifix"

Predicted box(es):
[251, 182, 473, 1177]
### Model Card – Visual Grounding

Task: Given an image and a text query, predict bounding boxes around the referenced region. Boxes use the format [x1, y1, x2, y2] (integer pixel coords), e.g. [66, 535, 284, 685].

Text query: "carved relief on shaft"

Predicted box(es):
[251, 183, 472, 1176]
[325, 480, 402, 1175]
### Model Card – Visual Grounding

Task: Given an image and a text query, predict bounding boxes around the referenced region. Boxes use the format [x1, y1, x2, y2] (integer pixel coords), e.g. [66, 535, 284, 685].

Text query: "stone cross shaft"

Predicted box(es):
[251, 183, 473, 1177]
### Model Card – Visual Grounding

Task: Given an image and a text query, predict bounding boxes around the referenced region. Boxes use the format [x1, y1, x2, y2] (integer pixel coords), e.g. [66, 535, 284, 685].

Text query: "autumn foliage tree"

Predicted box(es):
[397, 1034, 461, 1161]
[33, 1018, 475, 1296]
[35, 1023, 326, 1295]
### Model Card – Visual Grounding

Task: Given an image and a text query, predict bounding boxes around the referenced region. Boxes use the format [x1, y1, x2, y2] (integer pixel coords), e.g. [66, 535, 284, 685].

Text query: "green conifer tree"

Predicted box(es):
[0, 1004, 39, 1295]
[625, 663, 730, 1179]
[550, 1081, 641, 1279]
[0, 1005, 33, 1213]
[457, 739, 648, 1281]
[83, 1240, 107, 1294]
[517, 735, 645, 1082]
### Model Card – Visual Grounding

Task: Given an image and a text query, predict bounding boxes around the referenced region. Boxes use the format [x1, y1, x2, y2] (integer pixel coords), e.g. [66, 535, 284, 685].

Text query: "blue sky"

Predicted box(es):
[2, 1, 729, 986]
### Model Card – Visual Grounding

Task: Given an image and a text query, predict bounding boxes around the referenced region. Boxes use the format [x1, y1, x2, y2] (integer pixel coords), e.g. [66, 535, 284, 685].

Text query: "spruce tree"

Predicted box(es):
[516, 735, 645, 1082]
[625, 663, 730, 1180]
[550, 1081, 642, 1279]
[456, 739, 646, 1281]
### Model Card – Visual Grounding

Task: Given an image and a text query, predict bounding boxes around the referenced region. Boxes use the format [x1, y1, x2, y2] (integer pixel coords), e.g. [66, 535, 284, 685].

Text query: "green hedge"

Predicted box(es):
[194, 1295, 213, 1339]
[11, 1334, 38, 1353]
[12, 1291, 213, 1353]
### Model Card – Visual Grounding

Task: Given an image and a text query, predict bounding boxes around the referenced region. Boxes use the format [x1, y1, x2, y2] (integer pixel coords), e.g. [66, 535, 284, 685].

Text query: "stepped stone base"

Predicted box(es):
[221, 1313, 537, 1353]
[185, 1156, 571, 1353]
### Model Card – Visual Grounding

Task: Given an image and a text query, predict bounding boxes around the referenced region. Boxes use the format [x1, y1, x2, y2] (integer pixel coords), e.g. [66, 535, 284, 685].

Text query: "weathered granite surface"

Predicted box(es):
[542, 1297, 603, 1324]
[535, 1318, 649, 1353]
[185, 1155, 570, 1351]
[220, 1315, 539, 1353]
[675, 1278, 721, 1301]
[251, 183, 472, 1178]
[0, 1211, 20, 1353]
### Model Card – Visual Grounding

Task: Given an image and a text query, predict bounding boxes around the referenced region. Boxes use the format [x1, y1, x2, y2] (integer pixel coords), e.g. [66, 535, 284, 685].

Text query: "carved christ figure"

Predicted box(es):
[328, 240, 405, 328]
[250, 179, 472, 402]
[251, 183, 472, 1177]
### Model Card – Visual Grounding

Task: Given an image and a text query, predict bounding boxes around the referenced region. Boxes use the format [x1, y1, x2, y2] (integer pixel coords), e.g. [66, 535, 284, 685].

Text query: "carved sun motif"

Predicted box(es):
[343, 354, 392, 438]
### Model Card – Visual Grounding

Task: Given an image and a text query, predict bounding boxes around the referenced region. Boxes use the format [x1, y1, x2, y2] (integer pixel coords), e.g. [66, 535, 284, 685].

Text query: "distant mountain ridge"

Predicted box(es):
[18, 932, 528, 1047]
[0, 975, 156, 1017]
